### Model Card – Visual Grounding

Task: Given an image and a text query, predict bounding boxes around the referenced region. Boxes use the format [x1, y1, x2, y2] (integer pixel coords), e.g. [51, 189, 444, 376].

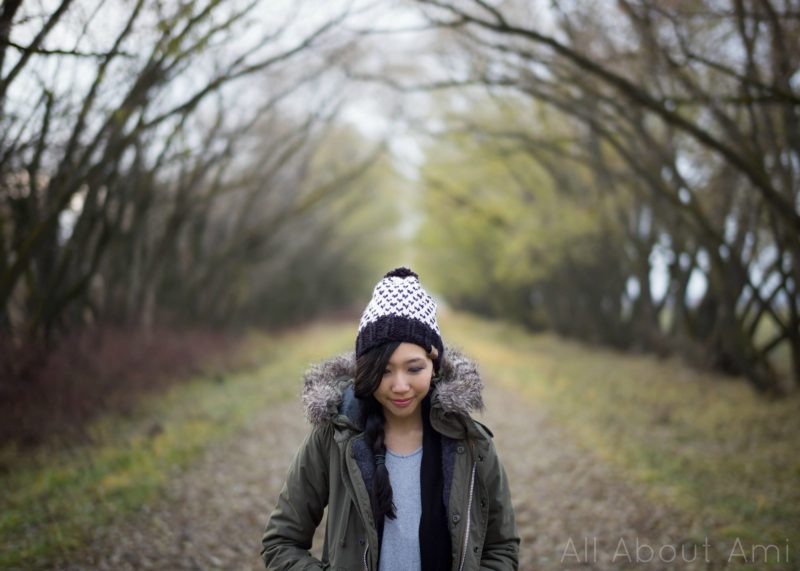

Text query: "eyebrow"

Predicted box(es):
[387, 357, 425, 366]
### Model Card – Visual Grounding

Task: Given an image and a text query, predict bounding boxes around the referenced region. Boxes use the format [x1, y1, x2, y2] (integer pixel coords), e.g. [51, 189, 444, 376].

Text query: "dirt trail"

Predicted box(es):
[59, 378, 703, 571]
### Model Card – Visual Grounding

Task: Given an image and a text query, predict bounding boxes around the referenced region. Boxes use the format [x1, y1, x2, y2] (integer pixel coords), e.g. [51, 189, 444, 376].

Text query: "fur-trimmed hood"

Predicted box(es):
[302, 345, 485, 428]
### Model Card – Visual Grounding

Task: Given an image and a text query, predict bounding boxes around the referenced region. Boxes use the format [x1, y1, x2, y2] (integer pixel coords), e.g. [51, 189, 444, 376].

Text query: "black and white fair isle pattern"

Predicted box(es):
[355, 268, 444, 363]
[358, 274, 440, 335]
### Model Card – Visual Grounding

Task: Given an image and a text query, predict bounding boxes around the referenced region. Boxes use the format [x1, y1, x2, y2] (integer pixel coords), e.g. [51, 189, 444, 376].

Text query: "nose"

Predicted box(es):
[391, 373, 411, 393]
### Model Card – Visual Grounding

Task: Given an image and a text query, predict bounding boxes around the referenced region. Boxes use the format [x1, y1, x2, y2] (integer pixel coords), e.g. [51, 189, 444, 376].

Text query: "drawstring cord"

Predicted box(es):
[339, 501, 353, 548]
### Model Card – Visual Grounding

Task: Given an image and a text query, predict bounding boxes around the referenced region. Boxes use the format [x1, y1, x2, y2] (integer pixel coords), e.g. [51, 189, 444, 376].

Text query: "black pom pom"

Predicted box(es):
[383, 267, 418, 279]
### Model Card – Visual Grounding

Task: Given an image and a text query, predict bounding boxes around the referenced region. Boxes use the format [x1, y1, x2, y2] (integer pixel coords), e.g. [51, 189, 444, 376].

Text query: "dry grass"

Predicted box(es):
[440, 309, 800, 566]
[0, 321, 353, 569]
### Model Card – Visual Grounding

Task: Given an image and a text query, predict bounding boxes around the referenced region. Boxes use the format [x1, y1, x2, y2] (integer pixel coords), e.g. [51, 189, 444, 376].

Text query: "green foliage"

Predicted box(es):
[416, 95, 619, 328]
[226, 124, 401, 327]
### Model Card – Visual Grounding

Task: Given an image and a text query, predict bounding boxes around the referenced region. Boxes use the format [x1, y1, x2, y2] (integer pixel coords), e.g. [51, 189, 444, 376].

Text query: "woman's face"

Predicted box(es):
[373, 342, 433, 423]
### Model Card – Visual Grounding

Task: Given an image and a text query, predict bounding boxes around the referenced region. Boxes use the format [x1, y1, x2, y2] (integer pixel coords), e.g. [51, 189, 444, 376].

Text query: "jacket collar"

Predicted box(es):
[302, 345, 485, 437]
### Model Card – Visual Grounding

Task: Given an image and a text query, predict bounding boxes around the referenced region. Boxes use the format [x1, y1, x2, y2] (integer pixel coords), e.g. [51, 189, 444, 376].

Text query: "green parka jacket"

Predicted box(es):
[260, 346, 519, 571]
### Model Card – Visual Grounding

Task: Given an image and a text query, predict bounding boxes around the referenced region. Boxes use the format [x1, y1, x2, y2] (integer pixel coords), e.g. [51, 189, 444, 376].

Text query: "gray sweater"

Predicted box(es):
[379, 446, 423, 571]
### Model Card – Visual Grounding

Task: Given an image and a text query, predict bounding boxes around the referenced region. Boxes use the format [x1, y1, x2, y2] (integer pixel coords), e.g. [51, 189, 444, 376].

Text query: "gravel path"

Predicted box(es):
[59, 378, 707, 571]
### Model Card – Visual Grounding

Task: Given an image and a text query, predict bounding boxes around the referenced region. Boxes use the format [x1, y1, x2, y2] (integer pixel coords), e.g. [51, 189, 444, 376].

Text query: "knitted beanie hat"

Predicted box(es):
[356, 267, 444, 372]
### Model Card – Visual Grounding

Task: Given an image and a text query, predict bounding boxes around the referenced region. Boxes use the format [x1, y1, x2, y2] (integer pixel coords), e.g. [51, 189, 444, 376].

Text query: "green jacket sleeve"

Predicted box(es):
[479, 439, 520, 571]
[261, 423, 332, 570]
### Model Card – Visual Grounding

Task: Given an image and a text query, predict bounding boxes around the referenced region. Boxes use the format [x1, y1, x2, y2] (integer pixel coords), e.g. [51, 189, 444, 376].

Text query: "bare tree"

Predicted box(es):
[0, 0, 380, 351]
[394, 0, 799, 393]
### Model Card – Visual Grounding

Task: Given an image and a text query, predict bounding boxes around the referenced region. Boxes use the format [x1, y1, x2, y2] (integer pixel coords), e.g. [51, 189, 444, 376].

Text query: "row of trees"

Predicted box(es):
[407, 0, 799, 394]
[3, 0, 797, 396]
[0, 0, 394, 360]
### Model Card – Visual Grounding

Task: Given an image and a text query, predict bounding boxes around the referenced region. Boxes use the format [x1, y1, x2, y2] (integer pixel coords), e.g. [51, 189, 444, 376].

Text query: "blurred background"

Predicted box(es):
[1, 0, 799, 569]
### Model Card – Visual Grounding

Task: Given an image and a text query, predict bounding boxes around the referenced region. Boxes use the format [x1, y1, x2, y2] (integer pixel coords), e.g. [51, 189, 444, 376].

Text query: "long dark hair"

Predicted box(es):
[354, 341, 401, 527]
[356, 341, 451, 565]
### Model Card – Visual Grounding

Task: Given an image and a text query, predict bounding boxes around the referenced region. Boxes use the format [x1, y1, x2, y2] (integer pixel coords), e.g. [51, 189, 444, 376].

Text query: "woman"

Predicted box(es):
[261, 267, 519, 570]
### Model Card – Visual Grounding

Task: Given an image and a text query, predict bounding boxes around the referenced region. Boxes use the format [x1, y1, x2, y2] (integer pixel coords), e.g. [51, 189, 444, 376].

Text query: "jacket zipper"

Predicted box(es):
[458, 457, 478, 571]
[343, 437, 374, 571]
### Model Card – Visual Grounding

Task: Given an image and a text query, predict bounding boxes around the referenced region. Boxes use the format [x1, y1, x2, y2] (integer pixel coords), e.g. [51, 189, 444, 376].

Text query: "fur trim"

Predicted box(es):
[302, 345, 484, 425]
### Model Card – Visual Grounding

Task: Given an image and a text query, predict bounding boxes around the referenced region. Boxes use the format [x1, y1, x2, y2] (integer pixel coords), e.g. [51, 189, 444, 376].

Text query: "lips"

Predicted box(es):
[391, 398, 413, 408]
